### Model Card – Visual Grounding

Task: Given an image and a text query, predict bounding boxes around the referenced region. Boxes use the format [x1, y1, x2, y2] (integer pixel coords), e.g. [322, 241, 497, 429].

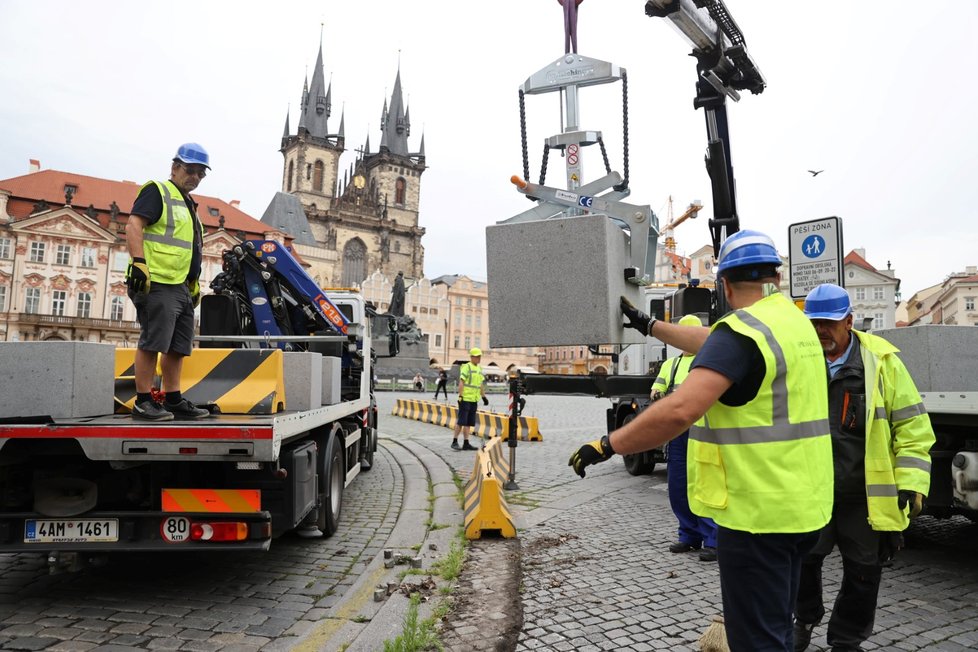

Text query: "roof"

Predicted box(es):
[844, 249, 877, 272]
[261, 192, 316, 246]
[0, 168, 276, 239]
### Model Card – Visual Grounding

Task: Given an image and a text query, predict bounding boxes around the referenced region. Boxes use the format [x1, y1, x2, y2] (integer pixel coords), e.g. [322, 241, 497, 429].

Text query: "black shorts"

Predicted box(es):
[457, 400, 478, 427]
[130, 282, 195, 356]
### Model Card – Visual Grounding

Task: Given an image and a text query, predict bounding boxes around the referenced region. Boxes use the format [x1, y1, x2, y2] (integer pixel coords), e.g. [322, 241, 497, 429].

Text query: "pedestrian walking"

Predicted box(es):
[434, 368, 449, 399]
[125, 143, 212, 422]
[655, 314, 718, 563]
[792, 284, 934, 652]
[452, 348, 488, 451]
[569, 229, 833, 652]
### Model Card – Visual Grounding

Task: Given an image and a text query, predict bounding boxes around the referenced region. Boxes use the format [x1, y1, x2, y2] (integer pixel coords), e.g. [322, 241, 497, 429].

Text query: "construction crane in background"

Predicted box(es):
[662, 196, 704, 253]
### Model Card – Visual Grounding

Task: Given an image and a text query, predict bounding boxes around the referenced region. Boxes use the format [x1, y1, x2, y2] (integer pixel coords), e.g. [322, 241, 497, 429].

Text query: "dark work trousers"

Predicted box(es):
[434, 380, 448, 399]
[667, 433, 718, 548]
[718, 526, 819, 652]
[795, 499, 883, 650]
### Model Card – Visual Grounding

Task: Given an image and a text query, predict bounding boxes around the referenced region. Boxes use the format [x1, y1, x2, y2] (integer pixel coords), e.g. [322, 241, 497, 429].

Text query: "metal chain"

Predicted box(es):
[519, 90, 530, 187]
[615, 71, 630, 192]
[539, 145, 550, 186]
[597, 138, 612, 175]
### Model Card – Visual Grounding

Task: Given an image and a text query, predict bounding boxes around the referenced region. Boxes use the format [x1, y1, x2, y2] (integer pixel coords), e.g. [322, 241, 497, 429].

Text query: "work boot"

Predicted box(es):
[793, 620, 815, 652]
[132, 399, 174, 421]
[166, 398, 210, 420]
[462, 441, 476, 451]
[451, 440, 461, 450]
[668, 541, 699, 553]
[698, 547, 717, 562]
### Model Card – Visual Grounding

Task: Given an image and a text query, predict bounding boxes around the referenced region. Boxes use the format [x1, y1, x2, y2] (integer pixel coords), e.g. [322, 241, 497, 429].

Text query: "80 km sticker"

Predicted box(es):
[161, 517, 191, 543]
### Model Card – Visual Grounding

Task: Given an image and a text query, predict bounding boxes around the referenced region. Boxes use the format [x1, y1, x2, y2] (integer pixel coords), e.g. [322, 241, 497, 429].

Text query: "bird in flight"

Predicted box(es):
[808, 169, 824, 177]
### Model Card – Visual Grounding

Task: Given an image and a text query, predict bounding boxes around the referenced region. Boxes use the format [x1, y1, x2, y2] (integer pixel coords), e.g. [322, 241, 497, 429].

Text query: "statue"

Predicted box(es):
[558, 0, 584, 54]
[390, 271, 406, 317]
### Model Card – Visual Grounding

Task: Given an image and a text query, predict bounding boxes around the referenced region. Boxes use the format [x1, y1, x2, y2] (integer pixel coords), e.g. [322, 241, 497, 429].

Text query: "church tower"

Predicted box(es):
[280, 38, 344, 213]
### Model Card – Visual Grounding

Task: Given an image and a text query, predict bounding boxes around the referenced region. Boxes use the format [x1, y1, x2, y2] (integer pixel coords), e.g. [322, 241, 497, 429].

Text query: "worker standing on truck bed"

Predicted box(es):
[654, 314, 718, 563]
[570, 229, 833, 652]
[793, 283, 935, 652]
[124, 143, 211, 421]
[452, 348, 488, 451]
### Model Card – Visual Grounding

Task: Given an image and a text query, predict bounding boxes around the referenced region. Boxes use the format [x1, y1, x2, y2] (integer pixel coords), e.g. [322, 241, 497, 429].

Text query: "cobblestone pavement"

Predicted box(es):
[383, 392, 978, 652]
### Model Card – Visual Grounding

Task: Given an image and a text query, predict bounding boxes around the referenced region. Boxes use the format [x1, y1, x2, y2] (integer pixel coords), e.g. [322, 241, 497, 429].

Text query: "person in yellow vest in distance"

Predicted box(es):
[654, 314, 719, 563]
[124, 143, 211, 422]
[452, 348, 489, 451]
[569, 230, 834, 652]
[793, 283, 934, 652]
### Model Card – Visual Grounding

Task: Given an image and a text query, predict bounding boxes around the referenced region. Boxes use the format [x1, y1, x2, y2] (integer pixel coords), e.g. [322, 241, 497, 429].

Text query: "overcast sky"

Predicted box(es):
[2, 1, 976, 300]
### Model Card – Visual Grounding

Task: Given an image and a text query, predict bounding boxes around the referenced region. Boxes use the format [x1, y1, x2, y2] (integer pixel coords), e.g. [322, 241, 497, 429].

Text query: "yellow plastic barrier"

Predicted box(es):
[392, 399, 541, 441]
[115, 349, 286, 414]
[463, 437, 517, 540]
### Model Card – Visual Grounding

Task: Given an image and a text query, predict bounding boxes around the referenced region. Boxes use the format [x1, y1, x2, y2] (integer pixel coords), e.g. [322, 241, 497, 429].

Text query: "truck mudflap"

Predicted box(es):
[0, 510, 273, 553]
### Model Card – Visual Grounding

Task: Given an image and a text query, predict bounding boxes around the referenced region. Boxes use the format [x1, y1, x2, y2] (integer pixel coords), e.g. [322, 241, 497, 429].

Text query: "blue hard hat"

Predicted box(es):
[174, 142, 211, 169]
[716, 230, 782, 273]
[804, 283, 852, 320]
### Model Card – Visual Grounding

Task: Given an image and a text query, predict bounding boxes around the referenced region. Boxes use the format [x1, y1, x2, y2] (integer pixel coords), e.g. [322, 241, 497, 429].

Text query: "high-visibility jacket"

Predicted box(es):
[652, 354, 694, 397]
[853, 329, 934, 531]
[688, 292, 834, 534]
[459, 362, 485, 402]
[135, 180, 203, 286]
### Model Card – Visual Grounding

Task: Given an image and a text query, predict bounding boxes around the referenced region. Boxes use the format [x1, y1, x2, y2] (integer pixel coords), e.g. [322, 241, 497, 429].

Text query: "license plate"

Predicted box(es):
[24, 519, 119, 543]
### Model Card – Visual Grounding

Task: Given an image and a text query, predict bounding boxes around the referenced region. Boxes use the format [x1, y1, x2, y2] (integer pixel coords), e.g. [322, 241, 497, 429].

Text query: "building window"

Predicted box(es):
[51, 290, 67, 316]
[56, 244, 71, 266]
[873, 286, 884, 301]
[477, 299, 482, 308]
[431, 308, 438, 316]
[0, 238, 10, 259]
[466, 298, 472, 307]
[112, 252, 128, 272]
[453, 335, 460, 348]
[966, 297, 975, 311]
[29, 242, 45, 263]
[341, 238, 367, 287]
[314, 160, 324, 192]
[395, 177, 406, 205]
[77, 292, 92, 318]
[854, 287, 866, 301]
[475, 316, 482, 328]
[287, 160, 294, 192]
[465, 315, 472, 327]
[0, 285, 6, 311]
[475, 336, 481, 347]
[434, 334, 442, 348]
[456, 297, 462, 306]
[81, 246, 97, 268]
[874, 312, 884, 328]
[110, 296, 125, 321]
[25, 288, 41, 314]
[464, 336, 471, 349]
[455, 314, 461, 326]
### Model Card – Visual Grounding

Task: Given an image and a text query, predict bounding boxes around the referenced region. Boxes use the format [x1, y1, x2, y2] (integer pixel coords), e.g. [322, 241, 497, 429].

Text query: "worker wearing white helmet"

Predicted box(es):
[451, 347, 489, 451]
[793, 283, 934, 652]
[570, 229, 833, 652]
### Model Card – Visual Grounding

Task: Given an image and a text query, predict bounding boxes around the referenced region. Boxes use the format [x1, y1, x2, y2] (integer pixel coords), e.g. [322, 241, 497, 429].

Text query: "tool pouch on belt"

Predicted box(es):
[840, 390, 865, 435]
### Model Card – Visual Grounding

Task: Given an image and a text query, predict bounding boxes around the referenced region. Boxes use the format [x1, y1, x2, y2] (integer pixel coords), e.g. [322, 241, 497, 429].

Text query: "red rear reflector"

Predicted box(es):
[189, 521, 248, 542]
[179, 447, 198, 455]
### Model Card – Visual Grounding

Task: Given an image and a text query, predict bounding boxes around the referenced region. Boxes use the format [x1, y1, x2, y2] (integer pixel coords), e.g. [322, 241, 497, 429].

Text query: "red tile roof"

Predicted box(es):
[0, 169, 278, 240]
[844, 250, 877, 272]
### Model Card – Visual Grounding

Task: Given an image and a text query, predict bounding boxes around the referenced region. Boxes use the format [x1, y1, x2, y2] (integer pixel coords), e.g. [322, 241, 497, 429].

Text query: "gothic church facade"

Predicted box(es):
[269, 41, 426, 289]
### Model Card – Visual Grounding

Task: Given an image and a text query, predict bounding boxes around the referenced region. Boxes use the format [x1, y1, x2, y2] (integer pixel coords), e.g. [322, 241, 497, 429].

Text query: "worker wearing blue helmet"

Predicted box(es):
[124, 143, 211, 421]
[793, 283, 934, 652]
[571, 229, 833, 652]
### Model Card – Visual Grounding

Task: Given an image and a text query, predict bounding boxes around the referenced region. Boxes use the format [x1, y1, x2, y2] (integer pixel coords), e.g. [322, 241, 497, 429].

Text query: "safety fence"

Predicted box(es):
[391, 398, 541, 441]
[463, 436, 517, 540]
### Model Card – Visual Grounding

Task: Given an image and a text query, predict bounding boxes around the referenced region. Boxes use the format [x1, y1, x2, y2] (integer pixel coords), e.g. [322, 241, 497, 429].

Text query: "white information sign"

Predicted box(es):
[788, 216, 844, 299]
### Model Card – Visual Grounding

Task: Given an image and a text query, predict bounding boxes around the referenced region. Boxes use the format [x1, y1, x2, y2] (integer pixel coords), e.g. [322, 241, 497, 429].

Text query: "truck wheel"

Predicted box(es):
[317, 432, 345, 537]
[620, 413, 656, 475]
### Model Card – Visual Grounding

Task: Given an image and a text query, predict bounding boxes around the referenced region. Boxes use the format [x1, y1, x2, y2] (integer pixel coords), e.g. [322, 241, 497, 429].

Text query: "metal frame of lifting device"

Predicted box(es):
[499, 0, 766, 490]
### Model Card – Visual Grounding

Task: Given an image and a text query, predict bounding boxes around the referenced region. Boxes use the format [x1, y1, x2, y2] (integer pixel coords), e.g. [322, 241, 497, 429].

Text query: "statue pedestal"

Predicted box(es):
[374, 315, 432, 384]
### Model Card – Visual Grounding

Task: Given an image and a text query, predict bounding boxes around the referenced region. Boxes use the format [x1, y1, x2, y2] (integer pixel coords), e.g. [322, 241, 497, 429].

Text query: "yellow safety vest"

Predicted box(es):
[135, 180, 202, 285]
[854, 330, 935, 531]
[688, 293, 834, 534]
[459, 362, 485, 402]
[652, 354, 694, 396]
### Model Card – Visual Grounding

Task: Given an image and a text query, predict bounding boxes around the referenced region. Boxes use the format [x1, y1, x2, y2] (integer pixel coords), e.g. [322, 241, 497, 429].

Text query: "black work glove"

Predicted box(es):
[879, 531, 904, 562]
[620, 296, 651, 335]
[457, 396, 463, 405]
[126, 257, 150, 294]
[482, 396, 489, 406]
[898, 490, 924, 519]
[568, 435, 615, 478]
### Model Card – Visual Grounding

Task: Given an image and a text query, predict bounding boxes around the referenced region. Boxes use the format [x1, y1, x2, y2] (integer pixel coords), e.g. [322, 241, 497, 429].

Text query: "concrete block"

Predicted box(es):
[486, 214, 645, 347]
[873, 326, 978, 392]
[0, 342, 115, 418]
[321, 356, 342, 405]
[282, 352, 322, 412]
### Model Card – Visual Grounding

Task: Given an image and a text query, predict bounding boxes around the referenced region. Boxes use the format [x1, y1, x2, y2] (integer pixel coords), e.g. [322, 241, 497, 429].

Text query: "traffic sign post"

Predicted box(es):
[788, 216, 844, 299]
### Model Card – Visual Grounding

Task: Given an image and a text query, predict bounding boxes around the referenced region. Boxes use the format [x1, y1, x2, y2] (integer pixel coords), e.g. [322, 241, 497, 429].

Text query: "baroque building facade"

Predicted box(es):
[265, 41, 426, 291]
